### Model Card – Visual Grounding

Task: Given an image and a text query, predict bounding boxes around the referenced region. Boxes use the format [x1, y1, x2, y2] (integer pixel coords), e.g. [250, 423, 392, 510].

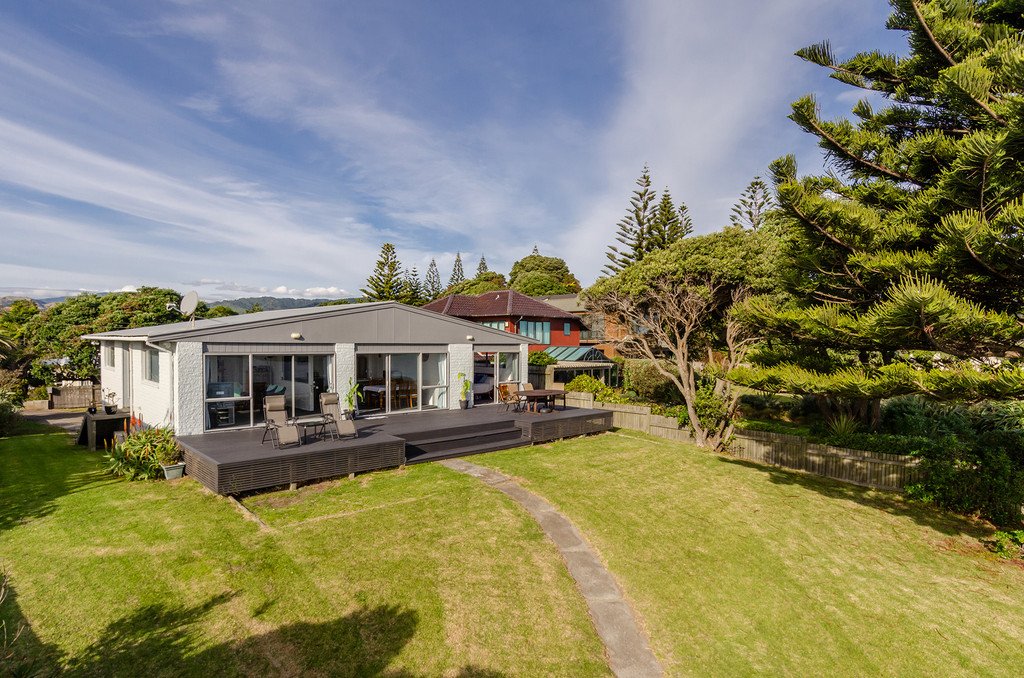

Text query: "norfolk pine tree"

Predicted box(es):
[730, 0, 1024, 426]
[361, 243, 405, 301]
[424, 259, 443, 300]
[448, 252, 466, 288]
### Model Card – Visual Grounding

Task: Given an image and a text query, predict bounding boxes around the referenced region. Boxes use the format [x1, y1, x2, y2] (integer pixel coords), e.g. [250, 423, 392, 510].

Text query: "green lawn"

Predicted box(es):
[0, 423, 609, 677]
[472, 430, 1024, 677]
[5, 422, 1024, 677]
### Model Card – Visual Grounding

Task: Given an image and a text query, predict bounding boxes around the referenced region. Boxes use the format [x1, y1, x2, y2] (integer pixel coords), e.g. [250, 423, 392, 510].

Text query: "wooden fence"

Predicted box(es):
[50, 384, 101, 409]
[565, 392, 919, 492]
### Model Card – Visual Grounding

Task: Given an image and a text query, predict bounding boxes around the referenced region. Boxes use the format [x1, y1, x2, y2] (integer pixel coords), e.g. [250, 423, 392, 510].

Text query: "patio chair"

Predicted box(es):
[265, 420, 302, 449]
[497, 383, 521, 412]
[261, 395, 290, 445]
[320, 392, 358, 441]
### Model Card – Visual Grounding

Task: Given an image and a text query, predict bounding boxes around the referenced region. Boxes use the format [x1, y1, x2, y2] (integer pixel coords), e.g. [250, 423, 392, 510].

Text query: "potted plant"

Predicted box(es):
[102, 388, 118, 415]
[343, 378, 363, 419]
[458, 373, 472, 409]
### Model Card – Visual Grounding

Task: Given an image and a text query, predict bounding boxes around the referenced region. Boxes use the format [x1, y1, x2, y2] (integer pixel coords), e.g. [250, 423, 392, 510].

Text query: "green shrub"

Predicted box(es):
[25, 385, 48, 401]
[622, 360, 679, 403]
[0, 401, 21, 437]
[881, 396, 972, 438]
[104, 426, 181, 481]
[652, 403, 691, 428]
[736, 418, 815, 438]
[968, 401, 1024, 432]
[987, 530, 1024, 559]
[566, 375, 605, 394]
[905, 430, 1024, 527]
[527, 351, 557, 366]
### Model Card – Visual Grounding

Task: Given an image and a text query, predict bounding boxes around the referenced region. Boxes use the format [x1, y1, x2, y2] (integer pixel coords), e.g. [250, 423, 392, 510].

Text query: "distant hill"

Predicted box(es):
[216, 296, 361, 313]
[0, 296, 61, 311]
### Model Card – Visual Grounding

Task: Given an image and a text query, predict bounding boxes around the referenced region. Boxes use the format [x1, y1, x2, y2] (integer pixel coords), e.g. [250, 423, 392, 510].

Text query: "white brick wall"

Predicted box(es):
[334, 342, 355, 394]
[448, 343, 475, 409]
[174, 342, 204, 435]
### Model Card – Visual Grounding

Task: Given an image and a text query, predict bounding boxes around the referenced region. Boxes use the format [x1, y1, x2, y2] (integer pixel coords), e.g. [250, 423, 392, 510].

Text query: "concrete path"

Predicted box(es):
[18, 409, 85, 434]
[438, 458, 664, 678]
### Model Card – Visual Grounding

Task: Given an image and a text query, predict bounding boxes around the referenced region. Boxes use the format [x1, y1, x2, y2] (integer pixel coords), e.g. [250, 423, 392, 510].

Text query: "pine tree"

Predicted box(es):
[401, 267, 424, 306]
[604, 165, 656, 276]
[731, 0, 1024, 422]
[424, 258, 443, 300]
[729, 176, 773, 231]
[477, 254, 488, 276]
[648, 188, 694, 250]
[448, 252, 465, 288]
[361, 243, 405, 301]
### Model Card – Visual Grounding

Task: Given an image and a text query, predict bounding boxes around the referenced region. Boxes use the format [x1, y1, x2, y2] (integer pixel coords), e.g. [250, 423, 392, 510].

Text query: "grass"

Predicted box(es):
[472, 430, 1024, 677]
[0, 424, 609, 677]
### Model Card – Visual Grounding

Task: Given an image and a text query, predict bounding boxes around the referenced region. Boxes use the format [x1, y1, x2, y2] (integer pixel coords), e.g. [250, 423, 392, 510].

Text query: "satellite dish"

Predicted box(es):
[180, 291, 199, 318]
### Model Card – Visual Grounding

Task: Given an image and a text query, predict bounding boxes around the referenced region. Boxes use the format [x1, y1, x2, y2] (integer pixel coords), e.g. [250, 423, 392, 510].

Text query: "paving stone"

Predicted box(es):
[497, 483, 554, 517]
[532, 509, 586, 550]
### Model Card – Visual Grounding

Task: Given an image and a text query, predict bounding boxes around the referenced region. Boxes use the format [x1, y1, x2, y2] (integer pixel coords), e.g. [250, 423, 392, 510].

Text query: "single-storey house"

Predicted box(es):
[82, 301, 531, 436]
[422, 290, 585, 351]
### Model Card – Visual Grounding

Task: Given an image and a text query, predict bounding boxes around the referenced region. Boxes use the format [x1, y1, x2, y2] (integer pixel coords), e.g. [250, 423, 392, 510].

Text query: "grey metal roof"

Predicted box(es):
[82, 301, 534, 346]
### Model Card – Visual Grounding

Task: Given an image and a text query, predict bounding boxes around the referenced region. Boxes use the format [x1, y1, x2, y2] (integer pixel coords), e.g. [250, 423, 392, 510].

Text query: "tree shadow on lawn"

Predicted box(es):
[0, 430, 119, 536]
[25, 593, 510, 678]
[717, 455, 991, 539]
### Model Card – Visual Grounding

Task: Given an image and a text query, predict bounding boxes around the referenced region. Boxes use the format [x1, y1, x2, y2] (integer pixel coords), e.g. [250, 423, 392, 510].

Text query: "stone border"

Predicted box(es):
[439, 458, 663, 678]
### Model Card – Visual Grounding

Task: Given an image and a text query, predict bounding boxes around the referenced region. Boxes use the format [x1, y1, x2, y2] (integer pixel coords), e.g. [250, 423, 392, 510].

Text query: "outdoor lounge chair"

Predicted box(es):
[261, 395, 290, 445]
[320, 392, 358, 440]
[265, 420, 302, 449]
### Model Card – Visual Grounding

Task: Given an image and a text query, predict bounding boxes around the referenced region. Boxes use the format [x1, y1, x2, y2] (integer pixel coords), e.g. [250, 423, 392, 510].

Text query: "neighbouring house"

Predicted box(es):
[532, 293, 627, 359]
[422, 290, 585, 351]
[82, 301, 531, 435]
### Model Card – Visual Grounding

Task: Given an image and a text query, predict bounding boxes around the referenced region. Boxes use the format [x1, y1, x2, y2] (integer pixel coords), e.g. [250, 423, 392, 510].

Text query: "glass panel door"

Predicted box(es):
[421, 353, 447, 410]
[204, 355, 252, 430]
[389, 353, 419, 412]
[496, 351, 520, 391]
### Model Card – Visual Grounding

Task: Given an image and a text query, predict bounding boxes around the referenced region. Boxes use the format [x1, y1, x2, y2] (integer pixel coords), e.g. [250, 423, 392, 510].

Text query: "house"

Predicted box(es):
[82, 301, 531, 436]
[422, 290, 585, 351]
[532, 293, 627, 359]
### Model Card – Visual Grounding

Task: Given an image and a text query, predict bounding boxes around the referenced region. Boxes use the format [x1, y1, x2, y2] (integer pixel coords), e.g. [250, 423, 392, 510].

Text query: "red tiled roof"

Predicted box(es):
[422, 290, 577, 320]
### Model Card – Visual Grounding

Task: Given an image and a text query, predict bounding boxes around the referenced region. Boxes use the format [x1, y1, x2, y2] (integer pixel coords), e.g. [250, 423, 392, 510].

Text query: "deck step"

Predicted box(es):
[397, 419, 519, 444]
[405, 437, 530, 464]
[404, 427, 526, 456]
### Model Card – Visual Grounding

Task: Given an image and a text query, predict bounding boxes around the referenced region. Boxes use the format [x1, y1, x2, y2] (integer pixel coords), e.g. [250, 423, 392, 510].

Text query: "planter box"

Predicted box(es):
[160, 462, 186, 480]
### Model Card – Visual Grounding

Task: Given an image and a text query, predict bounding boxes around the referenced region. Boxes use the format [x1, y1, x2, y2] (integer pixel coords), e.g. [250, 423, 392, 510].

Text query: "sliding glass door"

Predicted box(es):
[204, 353, 332, 430]
[355, 351, 447, 415]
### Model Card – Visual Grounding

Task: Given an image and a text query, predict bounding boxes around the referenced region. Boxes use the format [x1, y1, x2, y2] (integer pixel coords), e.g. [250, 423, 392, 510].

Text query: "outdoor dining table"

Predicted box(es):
[512, 389, 567, 413]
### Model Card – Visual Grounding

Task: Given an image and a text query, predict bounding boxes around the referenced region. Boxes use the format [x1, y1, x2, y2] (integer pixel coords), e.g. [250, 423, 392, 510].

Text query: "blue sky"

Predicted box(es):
[1, 0, 906, 301]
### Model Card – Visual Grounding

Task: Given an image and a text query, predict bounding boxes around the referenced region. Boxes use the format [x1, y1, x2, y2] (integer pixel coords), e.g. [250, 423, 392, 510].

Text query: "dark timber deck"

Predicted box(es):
[178, 405, 612, 494]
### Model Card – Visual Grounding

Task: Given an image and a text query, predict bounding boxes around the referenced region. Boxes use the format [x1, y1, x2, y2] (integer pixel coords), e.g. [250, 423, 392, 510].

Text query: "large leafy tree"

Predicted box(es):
[731, 0, 1024, 425]
[361, 243, 405, 302]
[588, 227, 781, 451]
[509, 251, 581, 295]
[23, 288, 203, 382]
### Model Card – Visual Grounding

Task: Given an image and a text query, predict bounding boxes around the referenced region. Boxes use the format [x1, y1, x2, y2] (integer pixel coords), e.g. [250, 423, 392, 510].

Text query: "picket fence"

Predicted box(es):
[565, 392, 918, 492]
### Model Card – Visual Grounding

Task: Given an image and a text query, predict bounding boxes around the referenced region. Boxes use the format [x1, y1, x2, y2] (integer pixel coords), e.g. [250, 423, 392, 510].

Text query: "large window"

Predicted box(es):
[356, 351, 447, 414]
[144, 349, 160, 383]
[518, 320, 550, 344]
[203, 353, 332, 430]
[478, 320, 506, 331]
